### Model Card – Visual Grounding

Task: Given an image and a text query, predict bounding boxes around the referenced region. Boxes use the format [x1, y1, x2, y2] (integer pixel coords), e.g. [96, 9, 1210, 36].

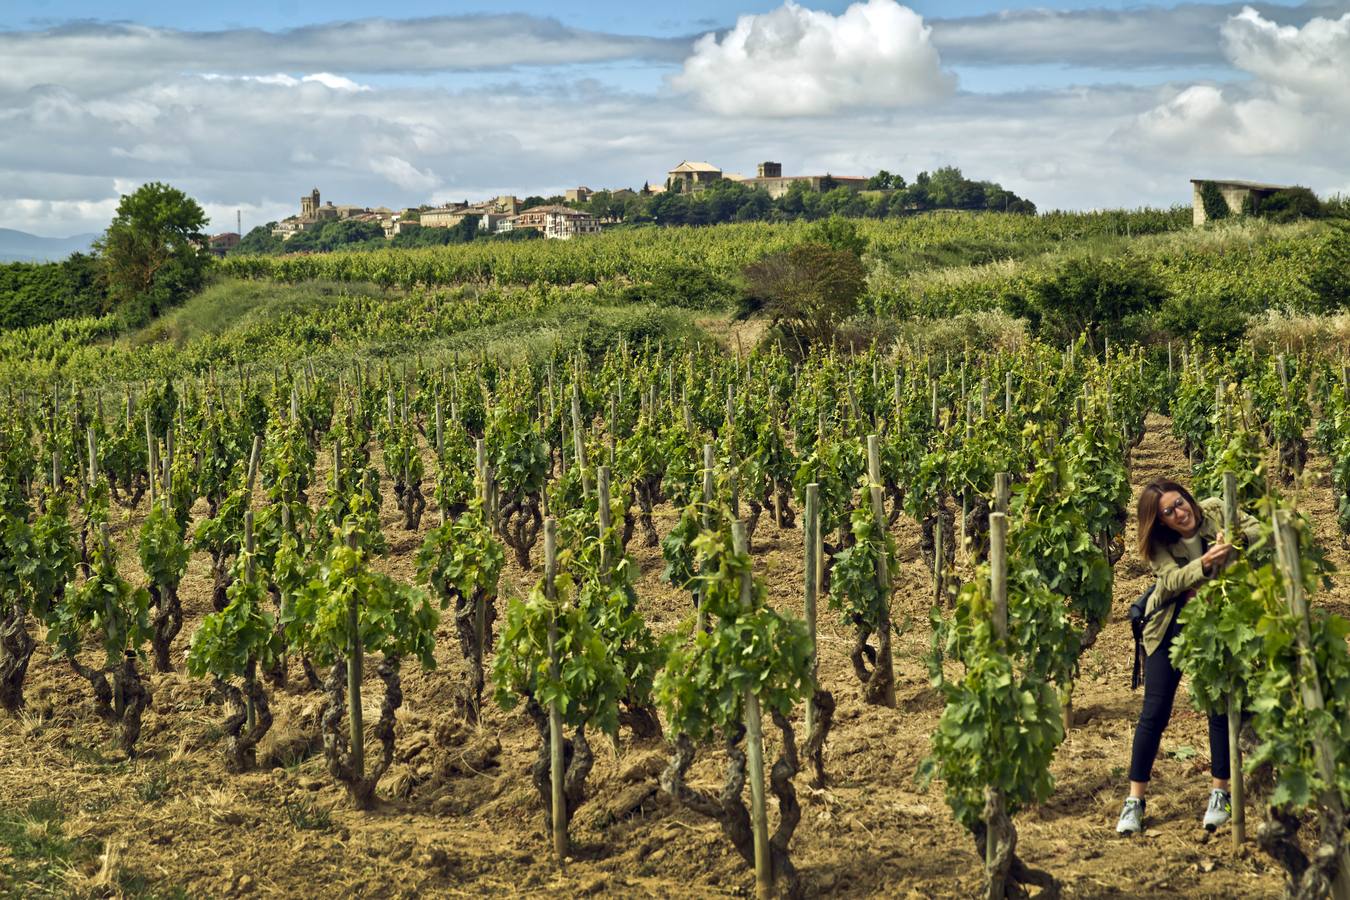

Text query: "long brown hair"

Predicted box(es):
[1137, 478, 1204, 559]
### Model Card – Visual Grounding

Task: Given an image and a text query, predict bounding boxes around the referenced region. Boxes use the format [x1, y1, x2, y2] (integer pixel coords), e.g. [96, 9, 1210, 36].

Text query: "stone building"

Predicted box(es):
[728, 161, 869, 199]
[666, 161, 723, 192]
[565, 187, 592, 204]
[207, 232, 240, 257]
[502, 205, 601, 240]
[1190, 179, 1294, 225]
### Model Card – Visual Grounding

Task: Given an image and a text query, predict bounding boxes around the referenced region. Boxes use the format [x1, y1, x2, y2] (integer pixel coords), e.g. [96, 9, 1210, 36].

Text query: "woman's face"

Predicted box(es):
[1158, 490, 1198, 537]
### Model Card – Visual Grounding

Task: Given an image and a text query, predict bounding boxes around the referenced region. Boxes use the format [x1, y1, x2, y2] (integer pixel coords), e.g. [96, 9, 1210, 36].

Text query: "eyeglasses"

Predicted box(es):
[1159, 497, 1189, 519]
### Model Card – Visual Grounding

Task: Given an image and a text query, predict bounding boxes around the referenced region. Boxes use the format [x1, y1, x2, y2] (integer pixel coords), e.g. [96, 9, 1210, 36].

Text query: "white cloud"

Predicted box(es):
[369, 156, 441, 192]
[673, 0, 954, 116]
[204, 72, 373, 92]
[927, 2, 1350, 68]
[0, 17, 690, 100]
[1222, 6, 1350, 100]
[1130, 7, 1350, 169]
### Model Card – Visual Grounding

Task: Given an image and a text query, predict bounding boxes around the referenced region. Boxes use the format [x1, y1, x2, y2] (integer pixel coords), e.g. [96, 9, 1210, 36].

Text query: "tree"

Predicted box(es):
[1033, 254, 1166, 350]
[741, 243, 868, 356]
[803, 216, 869, 258]
[233, 225, 283, 255]
[95, 182, 208, 325]
[1250, 187, 1323, 223]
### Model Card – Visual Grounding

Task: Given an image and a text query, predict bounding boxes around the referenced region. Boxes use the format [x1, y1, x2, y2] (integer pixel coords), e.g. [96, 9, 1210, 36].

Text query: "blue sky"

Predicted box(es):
[1, 0, 1346, 234]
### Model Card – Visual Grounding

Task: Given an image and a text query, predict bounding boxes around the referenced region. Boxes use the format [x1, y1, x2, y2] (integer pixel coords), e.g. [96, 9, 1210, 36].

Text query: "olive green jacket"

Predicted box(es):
[1142, 496, 1262, 656]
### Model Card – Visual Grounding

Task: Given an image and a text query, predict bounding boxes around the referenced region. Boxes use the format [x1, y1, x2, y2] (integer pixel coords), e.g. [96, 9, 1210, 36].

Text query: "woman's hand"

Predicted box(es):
[1202, 540, 1234, 577]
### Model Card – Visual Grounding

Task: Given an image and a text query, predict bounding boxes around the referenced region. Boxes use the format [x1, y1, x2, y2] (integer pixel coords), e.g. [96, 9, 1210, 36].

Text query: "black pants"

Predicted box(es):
[1128, 618, 1231, 783]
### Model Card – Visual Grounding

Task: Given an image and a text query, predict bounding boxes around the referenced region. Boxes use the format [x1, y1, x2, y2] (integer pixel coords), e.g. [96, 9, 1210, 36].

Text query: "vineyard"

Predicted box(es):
[2, 206, 1350, 898]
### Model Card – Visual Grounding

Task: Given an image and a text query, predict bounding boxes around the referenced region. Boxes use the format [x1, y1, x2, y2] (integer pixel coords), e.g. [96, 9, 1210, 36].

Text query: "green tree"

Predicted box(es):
[1033, 254, 1166, 350]
[803, 215, 869, 258]
[233, 225, 283, 255]
[741, 243, 868, 355]
[95, 182, 208, 325]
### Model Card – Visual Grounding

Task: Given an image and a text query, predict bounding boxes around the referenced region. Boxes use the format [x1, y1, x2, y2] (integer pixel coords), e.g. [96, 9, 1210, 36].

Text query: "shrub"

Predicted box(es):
[1199, 181, 1230, 222]
[621, 263, 734, 310]
[741, 242, 867, 355]
[1031, 253, 1166, 349]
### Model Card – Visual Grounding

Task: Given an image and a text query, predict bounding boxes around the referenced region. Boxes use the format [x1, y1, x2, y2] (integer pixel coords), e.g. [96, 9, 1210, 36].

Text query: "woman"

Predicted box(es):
[1116, 478, 1261, 836]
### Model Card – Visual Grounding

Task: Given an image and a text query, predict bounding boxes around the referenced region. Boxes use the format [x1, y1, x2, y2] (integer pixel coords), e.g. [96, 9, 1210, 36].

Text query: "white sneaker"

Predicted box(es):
[1117, 797, 1145, 835]
[1204, 789, 1231, 831]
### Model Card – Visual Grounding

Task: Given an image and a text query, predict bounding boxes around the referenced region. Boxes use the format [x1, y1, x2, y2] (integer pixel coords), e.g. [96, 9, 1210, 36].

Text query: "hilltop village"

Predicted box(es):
[261, 160, 874, 246]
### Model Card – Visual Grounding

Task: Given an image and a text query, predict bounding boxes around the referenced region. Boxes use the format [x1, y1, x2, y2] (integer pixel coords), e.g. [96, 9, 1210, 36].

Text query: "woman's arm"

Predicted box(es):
[1236, 507, 1263, 547]
[1147, 548, 1207, 611]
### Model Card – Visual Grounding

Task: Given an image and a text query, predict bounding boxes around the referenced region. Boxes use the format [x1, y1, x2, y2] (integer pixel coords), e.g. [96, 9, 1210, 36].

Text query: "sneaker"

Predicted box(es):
[1204, 789, 1231, 831]
[1117, 797, 1145, 835]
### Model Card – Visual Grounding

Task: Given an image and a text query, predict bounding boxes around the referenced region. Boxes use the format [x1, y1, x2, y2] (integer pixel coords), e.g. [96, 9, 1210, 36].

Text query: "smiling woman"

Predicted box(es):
[1116, 476, 1262, 837]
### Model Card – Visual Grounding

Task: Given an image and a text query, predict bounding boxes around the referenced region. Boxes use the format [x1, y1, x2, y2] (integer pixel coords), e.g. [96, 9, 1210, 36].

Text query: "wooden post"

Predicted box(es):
[434, 401, 444, 457]
[732, 522, 772, 900]
[1220, 472, 1245, 850]
[597, 466, 612, 579]
[866, 434, 896, 706]
[246, 435, 262, 494]
[544, 520, 567, 864]
[994, 472, 1010, 516]
[87, 426, 98, 485]
[571, 383, 592, 498]
[1272, 511, 1350, 899]
[243, 511, 257, 732]
[934, 519, 945, 606]
[145, 410, 157, 508]
[804, 484, 820, 737]
[345, 528, 364, 785]
[696, 442, 715, 634]
[1004, 371, 1013, 417]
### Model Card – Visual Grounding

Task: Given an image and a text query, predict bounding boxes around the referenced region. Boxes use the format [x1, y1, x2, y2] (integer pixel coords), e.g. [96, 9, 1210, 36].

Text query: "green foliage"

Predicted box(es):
[415, 504, 504, 607]
[921, 567, 1074, 829]
[47, 534, 151, 666]
[741, 243, 868, 355]
[1200, 182, 1231, 222]
[281, 219, 387, 254]
[654, 525, 813, 741]
[137, 502, 189, 589]
[620, 263, 735, 310]
[1031, 253, 1165, 347]
[1249, 187, 1324, 224]
[0, 254, 108, 331]
[485, 403, 548, 498]
[232, 225, 283, 255]
[285, 530, 439, 669]
[1304, 222, 1350, 313]
[493, 569, 626, 736]
[829, 482, 897, 632]
[187, 553, 281, 679]
[95, 182, 209, 327]
[803, 216, 869, 258]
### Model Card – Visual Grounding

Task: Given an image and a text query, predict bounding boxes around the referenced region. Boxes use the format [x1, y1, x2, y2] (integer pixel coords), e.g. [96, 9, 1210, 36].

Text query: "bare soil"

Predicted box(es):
[3, 412, 1341, 898]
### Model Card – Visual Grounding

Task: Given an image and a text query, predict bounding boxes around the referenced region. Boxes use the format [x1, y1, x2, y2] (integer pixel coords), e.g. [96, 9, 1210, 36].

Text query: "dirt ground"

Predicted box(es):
[2, 411, 1341, 899]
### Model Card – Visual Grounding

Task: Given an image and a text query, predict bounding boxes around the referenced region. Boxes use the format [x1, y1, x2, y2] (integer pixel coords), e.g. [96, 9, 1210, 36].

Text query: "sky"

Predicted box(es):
[1, 0, 1347, 236]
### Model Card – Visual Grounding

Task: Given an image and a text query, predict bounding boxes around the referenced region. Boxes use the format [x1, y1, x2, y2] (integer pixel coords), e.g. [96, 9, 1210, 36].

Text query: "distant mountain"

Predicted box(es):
[0, 229, 98, 263]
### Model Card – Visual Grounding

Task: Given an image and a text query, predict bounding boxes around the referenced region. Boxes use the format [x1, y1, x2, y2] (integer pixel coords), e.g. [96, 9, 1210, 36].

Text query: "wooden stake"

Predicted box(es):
[544, 520, 567, 864]
[732, 521, 772, 900]
[1272, 511, 1350, 899]
[866, 434, 896, 706]
[804, 483, 820, 737]
[1221, 472, 1244, 850]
